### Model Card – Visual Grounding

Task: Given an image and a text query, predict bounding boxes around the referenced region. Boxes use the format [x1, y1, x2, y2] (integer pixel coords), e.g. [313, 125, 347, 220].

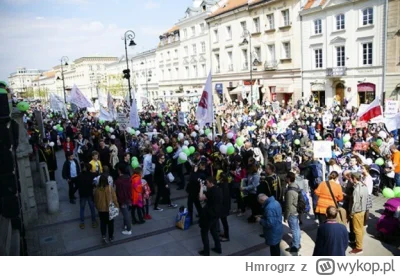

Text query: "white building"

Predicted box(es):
[206, 0, 303, 104]
[31, 71, 57, 102]
[300, 0, 386, 107]
[8, 67, 45, 97]
[156, 0, 221, 102]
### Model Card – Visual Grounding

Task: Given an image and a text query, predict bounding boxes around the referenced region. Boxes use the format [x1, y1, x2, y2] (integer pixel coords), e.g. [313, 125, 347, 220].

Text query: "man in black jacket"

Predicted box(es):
[62, 152, 81, 204]
[75, 163, 97, 229]
[186, 162, 207, 220]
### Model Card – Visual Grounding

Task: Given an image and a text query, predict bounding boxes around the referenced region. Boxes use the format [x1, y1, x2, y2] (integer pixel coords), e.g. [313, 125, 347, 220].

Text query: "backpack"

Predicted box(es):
[289, 187, 310, 214]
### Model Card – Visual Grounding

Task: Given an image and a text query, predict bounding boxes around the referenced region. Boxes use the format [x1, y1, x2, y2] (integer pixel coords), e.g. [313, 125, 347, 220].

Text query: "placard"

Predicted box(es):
[355, 121, 368, 128]
[313, 141, 332, 158]
[385, 100, 399, 116]
[354, 142, 369, 151]
[178, 111, 185, 126]
[116, 112, 129, 131]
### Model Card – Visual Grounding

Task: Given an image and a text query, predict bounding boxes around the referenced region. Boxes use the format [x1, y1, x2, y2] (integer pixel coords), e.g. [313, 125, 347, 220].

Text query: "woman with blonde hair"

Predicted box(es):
[314, 171, 344, 224]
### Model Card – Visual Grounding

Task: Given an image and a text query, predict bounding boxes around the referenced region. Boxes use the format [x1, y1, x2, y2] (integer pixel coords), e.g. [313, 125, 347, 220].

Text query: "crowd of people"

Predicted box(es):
[24, 96, 400, 256]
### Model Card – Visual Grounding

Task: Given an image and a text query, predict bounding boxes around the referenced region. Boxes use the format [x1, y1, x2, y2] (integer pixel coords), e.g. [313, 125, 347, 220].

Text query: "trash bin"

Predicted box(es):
[45, 181, 59, 214]
[39, 162, 50, 188]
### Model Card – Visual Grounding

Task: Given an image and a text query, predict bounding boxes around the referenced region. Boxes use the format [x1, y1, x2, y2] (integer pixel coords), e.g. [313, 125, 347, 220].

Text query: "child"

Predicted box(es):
[89, 151, 103, 175]
[142, 179, 152, 220]
[131, 167, 145, 224]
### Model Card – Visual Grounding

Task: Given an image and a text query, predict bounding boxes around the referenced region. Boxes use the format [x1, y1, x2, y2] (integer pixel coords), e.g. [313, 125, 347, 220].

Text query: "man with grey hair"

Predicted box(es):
[257, 193, 283, 256]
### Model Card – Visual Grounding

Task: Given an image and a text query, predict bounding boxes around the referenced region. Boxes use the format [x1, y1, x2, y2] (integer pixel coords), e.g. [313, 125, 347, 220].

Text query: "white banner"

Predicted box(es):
[49, 93, 65, 112]
[385, 100, 399, 116]
[70, 84, 93, 108]
[129, 99, 140, 129]
[99, 106, 113, 122]
[383, 113, 400, 132]
[107, 92, 116, 119]
[313, 141, 332, 158]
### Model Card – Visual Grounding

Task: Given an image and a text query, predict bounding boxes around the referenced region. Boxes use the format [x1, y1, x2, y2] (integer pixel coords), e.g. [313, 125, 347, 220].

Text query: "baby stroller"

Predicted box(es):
[369, 163, 381, 196]
[376, 198, 400, 241]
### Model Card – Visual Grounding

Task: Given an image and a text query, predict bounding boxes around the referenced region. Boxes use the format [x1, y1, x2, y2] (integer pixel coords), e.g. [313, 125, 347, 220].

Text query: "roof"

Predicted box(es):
[303, 0, 326, 10]
[208, 0, 248, 18]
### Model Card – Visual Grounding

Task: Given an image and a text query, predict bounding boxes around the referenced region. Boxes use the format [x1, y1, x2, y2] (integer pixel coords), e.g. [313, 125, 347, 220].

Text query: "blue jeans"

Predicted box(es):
[288, 214, 301, 249]
[80, 196, 96, 223]
[120, 205, 132, 231]
[395, 173, 400, 187]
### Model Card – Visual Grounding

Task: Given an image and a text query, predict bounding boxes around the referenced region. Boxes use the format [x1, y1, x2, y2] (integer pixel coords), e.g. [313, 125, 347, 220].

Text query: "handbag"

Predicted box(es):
[108, 187, 119, 220]
[326, 180, 347, 225]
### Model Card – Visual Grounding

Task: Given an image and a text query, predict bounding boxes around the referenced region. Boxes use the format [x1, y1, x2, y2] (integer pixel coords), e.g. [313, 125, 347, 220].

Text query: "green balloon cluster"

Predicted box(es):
[227, 145, 235, 155]
[183, 148, 190, 156]
[382, 188, 395, 199]
[166, 146, 173, 153]
[17, 101, 30, 112]
[375, 158, 384, 166]
[235, 137, 244, 147]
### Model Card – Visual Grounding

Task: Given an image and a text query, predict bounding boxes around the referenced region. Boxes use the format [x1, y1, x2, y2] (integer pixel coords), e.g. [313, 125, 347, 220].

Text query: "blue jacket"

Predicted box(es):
[260, 196, 283, 246]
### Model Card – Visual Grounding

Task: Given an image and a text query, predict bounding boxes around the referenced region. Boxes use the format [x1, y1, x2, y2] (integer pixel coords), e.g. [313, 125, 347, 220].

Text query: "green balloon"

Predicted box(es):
[178, 158, 186, 164]
[382, 187, 395, 199]
[147, 123, 151, 126]
[158, 114, 163, 118]
[161, 122, 166, 127]
[105, 126, 110, 132]
[131, 156, 138, 162]
[227, 145, 235, 155]
[189, 146, 195, 154]
[50, 114, 53, 118]
[69, 114, 73, 118]
[166, 146, 173, 153]
[376, 139, 383, 147]
[131, 160, 140, 169]
[294, 139, 300, 145]
[235, 137, 244, 147]
[99, 119, 105, 124]
[375, 158, 384, 166]
[17, 101, 30, 112]
[205, 129, 211, 135]
[130, 129, 135, 135]
[393, 187, 400, 198]
[58, 127, 63, 131]
[183, 149, 190, 156]
[142, 122, 146, 126]
[0, 88, 8, 94]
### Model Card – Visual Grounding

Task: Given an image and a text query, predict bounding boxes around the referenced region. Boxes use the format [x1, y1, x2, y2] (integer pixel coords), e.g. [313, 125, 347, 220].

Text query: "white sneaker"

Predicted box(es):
[122, 230, 132, 235]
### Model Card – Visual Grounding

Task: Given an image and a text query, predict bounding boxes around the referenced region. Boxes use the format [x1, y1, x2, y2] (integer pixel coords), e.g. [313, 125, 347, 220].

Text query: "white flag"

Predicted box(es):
[107, 92, 115, 119]
[129, 99, 140, 128]
[99, 106, 114, 122]
[50, 93, 65, 112]
[98, 89, 107, 107]
[70, 84, 93, 108]
[196, 71, 214, 128]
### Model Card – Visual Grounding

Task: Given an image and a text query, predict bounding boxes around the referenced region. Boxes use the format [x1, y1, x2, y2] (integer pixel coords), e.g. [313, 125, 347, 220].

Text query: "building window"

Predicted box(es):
[175, 68, 179, 79]
[227, 51, 233, 70]
[314, 19, 322, 34]
[267, 14, 274, 30]
[213, 29, 219, 43]
[168, 69, 171, 79]
[242, 49, 248, 69]
[184, 46, 189, 57]
[268, 44, 276, 61]
[167, 51, 170, 59]
[226, 26, 232, 40]
[191, 26, 196, 37]
[362, 8, 373, 25]
[160, 53, 164, 60]
[192, 44, 197, 55]
[240, 21, 247, 33]
[336, 46, 345, 67]
[174, 49, 178, 58]
[183, 29, 187, 38]
[315, 49, 323, 68]
[253, 17, 260, 33]
[193, 65, 198, 77]
[254, 46, 261, 63]
[202, 64, 206, 76]
[185, 66, 189, 78]
[282, 9, 290, 26]
[200, 23, 205, 33]
[161, 70, 164, 80]
[336, 14, 345, 30]
[201, 42, 206, 53]
[362, 42, 373, 65]
[283, 42, 291, 59]
[215, 53, 220, 72]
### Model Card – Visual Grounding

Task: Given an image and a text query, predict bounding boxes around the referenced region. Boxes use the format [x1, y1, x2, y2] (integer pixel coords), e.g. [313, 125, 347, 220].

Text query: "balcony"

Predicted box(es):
[228, 64, 233, 72]
[264, 60, 278, 70]
[326, 67, 347, 77]
[252, 27, 261, 36]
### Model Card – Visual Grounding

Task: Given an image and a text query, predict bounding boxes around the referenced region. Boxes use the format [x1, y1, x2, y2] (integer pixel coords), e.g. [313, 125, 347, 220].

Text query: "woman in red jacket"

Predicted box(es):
[63, 137, 75, 159]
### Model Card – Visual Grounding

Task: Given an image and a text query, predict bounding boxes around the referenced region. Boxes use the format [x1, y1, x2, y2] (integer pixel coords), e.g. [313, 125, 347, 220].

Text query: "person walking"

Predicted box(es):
[257, 193, 283, 256]
[75, 163, 97, 229]
[198, 177, 222, 256]
[313, 206, 348, 256]
[349, 172, 368, 255]
[115, 163, 133, 235]
[187, 162, 207, 220]
[218, 172, 231, 242]
[284, 172, 301, 253]
[240, 163, 260, 223]
[94, 175, 119, 243]
[62, 152, 81, 204]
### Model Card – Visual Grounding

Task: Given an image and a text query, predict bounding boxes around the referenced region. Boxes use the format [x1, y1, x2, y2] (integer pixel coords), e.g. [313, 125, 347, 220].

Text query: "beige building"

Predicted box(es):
[386, 0, 400, 99]
[8, 67, 44, 98]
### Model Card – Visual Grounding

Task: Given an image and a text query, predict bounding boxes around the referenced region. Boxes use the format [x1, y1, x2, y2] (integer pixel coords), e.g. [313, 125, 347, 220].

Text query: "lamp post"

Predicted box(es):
[242, 30, 253, 106]
[140, 58, 152, 102]
[123, 30, 136, 104]
[56, 56, 69, 103]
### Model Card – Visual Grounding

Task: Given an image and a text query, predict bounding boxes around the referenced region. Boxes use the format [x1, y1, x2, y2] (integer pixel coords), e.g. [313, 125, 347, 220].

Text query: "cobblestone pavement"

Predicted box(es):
[25, 150, 400, 256]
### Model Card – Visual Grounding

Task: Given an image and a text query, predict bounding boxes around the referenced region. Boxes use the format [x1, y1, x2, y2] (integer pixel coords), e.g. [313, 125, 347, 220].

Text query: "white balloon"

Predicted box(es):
[345, 141, 352, 148]
[199, 129, 204, 135]
[306, 121, 310, 125]
[178, 133, 184, 139]
[378, 131, 387, 139]
[111, 135, 116, 140]
[366, 158, 373, 165]
[184, 140, 189, 146]
[109, 127, 114, 133]
[227, 132, 234, 139]
[179, 152, 188, 161]
[182, 145, 189, 151]
[53, 126, 57, 130]
[191, 132, 197, 138]
[227, 143, 233, 148]
[49, 142, 55, 147]
[194, 125, 199, 131]
[272, 123, 277, 128]
[136, 130, 141, 136]
[312, 122, 316, 127]
[219, 145, 228, 154]
[126, 127, 132, 133]
[207, 133, 213, 140]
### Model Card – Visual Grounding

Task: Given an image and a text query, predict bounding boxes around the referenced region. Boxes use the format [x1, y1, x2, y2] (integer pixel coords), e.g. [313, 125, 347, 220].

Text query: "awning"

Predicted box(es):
[230, 85, 259, 95]
[274, 85, 294, 94]
[357, 83, 375, 92]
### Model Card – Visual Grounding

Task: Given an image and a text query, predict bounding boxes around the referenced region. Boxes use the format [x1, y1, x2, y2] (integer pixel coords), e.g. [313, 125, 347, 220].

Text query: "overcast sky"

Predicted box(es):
[0, 0, 193, 81]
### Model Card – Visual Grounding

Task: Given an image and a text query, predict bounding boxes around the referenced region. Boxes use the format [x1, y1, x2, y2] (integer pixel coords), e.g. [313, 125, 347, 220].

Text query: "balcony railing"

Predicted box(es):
[326, 67, 347, 77]
[264, 60, 278, 70]
[228, 64, 233, 71]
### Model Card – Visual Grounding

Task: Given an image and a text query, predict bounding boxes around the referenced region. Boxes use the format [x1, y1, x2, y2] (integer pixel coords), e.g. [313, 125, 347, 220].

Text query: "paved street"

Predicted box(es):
[25, 150, 399, 256]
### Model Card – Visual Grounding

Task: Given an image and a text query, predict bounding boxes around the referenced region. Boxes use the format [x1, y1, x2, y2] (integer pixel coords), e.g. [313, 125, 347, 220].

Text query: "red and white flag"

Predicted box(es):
[357, 97, 382, 121]
[196, 71, 214, 128]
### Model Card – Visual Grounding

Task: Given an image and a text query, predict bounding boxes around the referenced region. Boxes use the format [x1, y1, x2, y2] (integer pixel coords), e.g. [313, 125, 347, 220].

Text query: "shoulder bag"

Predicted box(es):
[326, 180, 347, 225]
[108, 186, 119, 220]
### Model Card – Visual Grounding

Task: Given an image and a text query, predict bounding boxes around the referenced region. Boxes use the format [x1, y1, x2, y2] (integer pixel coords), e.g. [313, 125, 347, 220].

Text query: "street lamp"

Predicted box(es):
[140, 58, 152, 102]
[56, 56, 69, 103]
[123, 30, 136, 104]
[242, 30, 253, 106]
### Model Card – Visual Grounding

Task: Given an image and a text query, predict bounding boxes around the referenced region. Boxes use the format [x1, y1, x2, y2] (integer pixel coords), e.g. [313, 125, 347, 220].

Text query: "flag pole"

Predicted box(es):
[207, 22, 215, 143]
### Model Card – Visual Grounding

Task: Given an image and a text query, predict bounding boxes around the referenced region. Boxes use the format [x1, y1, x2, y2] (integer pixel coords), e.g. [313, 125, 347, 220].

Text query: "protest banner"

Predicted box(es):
[178, 111, 185, 126]
[355, 121, 368, 128]
[385, 100, 399, 116]
[313, 141, 332, 158]
[116, 112, 129, 131]
[70, 84, 93, 108]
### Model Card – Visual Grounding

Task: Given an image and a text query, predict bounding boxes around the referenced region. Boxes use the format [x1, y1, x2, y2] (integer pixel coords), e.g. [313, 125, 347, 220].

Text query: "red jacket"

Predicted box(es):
[63, 141, 75, 153]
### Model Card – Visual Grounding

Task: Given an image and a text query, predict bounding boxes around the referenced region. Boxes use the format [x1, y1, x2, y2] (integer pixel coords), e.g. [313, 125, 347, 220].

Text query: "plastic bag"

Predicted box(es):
[175, 206, 191, 230]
